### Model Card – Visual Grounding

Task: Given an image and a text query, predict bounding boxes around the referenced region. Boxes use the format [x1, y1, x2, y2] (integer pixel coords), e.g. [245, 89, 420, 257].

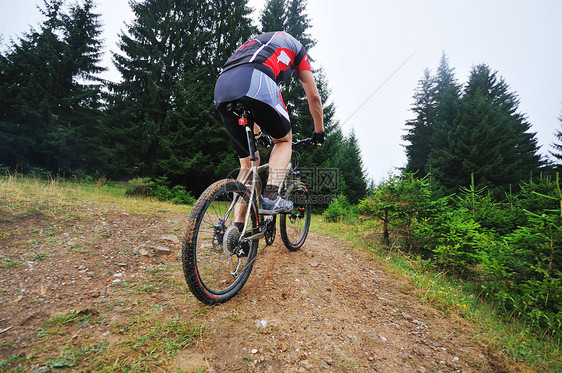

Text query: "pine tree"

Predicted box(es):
[0, 0, 104, 172]
[549, 111, 562, 169]
[277, 0, 316, 138]
[339, 129, 368, 203]
[56, 0, 105, 170]
[260, 0, 286, 32]
[285, 0, 314, 50]
[403, 69, 436, 177]
[104, 0, 255, 191]
[425, 53, 462, 190]
[439, 64, 541, 195]
[404, 56, 541, 196]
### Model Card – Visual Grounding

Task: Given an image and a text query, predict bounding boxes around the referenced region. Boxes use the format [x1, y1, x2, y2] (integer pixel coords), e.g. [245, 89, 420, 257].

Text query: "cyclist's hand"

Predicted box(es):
[311, 131, 326, 145]
[256, 133, 274, 148]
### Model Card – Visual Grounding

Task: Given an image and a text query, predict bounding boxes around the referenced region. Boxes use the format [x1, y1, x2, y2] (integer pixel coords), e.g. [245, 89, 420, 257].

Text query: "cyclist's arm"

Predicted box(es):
[298, 69, 324, 133]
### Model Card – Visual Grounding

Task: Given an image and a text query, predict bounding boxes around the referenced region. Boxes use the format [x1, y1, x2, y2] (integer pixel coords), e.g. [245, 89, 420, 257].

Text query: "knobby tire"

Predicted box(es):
[280, 182, 311, 251]
[182, 179, 258, 305]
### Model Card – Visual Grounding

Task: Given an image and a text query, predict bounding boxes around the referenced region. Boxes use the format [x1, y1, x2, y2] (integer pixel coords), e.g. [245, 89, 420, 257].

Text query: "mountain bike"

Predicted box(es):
[182, 102, 313, 305]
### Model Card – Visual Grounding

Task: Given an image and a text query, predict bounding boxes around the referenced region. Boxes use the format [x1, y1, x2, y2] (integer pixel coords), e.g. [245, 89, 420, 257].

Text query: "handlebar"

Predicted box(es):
[293, 137, 314, 148]
[257, 136, 319, 149]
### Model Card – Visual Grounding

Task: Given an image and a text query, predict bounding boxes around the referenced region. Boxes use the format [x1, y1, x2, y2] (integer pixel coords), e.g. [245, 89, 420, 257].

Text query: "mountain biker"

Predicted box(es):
[214, 31, 325, 217]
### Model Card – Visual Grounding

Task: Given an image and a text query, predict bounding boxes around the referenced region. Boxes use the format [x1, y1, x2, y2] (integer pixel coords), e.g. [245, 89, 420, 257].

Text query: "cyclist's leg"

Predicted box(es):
[268, 130, 292, 188]
[235, 153, 260, 226]
[241, 97, 292, 206]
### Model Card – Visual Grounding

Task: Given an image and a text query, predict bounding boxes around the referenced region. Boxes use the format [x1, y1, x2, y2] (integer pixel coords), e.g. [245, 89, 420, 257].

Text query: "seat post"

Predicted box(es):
[238, 116, 258, 163]
[227, 101, 259, 163]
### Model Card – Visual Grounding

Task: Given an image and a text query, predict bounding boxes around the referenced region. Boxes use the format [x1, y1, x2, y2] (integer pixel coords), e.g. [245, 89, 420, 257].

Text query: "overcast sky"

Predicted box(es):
[1, 0, 561, 183]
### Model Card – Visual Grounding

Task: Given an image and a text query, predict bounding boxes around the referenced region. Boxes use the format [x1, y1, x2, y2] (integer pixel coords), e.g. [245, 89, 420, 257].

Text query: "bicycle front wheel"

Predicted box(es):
[280, 182, 311, 251]
[182, 179, 258, 305]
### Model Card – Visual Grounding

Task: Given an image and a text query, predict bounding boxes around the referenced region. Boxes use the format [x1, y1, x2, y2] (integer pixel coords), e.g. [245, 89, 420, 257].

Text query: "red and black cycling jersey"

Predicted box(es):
[221, 31, 312, 84]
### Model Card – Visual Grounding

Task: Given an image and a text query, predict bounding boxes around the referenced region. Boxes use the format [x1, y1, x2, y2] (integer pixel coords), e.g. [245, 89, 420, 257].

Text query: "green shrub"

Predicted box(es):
[169, 185, 196, 205]
[359, 174, 444, 248]
[125, 176, 195, 205]
[479, 211, 562, 337]
[518, 175, 561, 215]
[431, 209, 482, 273]
[323, 194, 355, 222]
[125, 177, 154, 197]
[360, 172, 562, 339]
[456, 185, 523, 236]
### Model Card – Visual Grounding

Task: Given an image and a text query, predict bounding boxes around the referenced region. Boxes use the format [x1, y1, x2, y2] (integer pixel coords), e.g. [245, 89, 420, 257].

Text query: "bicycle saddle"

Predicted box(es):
[226, 101, 252, 118]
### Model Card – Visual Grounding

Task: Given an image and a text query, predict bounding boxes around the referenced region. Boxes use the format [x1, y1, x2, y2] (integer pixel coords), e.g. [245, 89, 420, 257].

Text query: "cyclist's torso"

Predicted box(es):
[222, 31, 311, 84]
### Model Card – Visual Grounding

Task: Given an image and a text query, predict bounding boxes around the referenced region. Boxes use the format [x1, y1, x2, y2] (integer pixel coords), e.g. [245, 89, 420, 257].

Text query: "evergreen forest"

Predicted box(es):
[0, 0, 367, 203]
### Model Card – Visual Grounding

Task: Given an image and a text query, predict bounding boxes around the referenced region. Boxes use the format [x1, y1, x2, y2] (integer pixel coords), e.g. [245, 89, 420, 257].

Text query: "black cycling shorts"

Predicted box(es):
[214, 65, 291, 158]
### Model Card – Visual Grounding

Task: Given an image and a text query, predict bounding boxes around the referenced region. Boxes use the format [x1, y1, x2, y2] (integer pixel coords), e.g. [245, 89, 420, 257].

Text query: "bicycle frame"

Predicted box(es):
[220, 101, 310, 244]
[228, 120, 290, 241]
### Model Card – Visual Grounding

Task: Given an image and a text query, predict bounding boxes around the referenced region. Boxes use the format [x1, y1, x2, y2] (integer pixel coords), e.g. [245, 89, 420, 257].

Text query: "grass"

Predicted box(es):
[0, 258, 23, 269]
[310, 217, 561, 373]
[0, 173, 190, 222]
[24, 311, 203, 372]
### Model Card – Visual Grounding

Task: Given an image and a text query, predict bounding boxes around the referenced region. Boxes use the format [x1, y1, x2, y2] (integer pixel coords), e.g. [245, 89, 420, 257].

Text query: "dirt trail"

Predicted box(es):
[190, 232, 500, 372]
[0, 209, 508, 372]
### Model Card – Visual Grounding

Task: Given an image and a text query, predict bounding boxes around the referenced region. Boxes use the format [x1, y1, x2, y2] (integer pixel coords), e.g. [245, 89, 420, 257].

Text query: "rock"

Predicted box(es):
[251, 348, 258, 354]
[300, 360, 313, 370]
[309, 261, 319, 267]
[30, 366, 50, 373]
[430, 341, 443, 348]
[135, 246, 170, 257]
[160, 235, 180, 244]
[151, 246, 171, 254]
[401, 312, 412, 319]
[137, 247, 151, 257]
[364, 331, 375, 338]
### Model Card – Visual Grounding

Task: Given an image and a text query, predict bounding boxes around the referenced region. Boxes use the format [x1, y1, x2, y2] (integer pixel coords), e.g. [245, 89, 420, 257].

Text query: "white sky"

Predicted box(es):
[1, 0, 561, 183]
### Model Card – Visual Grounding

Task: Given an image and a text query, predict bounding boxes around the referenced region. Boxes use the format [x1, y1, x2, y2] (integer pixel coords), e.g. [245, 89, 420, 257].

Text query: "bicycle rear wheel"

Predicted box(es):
[280, 182, 311, 251]
[182, 179, 258, 305]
